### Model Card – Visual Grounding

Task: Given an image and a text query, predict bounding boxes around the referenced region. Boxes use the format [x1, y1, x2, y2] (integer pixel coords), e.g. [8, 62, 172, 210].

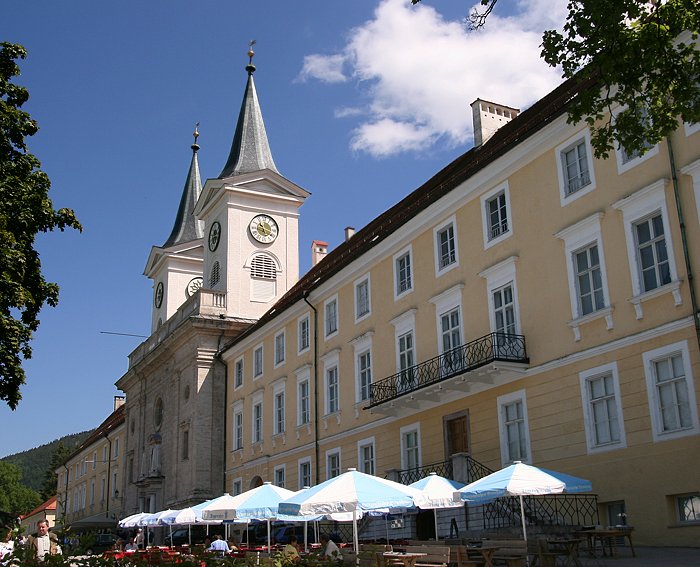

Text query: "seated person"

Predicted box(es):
[208, 534, 230, 554]
[319, 533, 342, 561]
[282, 535, 301, 562]
[124, 538, 138, 552]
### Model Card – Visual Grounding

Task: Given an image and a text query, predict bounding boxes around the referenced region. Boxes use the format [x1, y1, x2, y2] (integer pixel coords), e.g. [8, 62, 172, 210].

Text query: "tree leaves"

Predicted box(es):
[0, 42, 82, 410]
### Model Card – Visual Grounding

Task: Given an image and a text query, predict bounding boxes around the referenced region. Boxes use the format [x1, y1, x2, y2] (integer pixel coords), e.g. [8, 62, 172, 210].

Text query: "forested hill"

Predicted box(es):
[2, 431, 93, 492]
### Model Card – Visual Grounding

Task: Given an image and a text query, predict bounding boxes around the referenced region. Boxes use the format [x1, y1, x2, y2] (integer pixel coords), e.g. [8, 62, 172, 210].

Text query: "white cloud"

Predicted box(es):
[300, 0, 568, 157]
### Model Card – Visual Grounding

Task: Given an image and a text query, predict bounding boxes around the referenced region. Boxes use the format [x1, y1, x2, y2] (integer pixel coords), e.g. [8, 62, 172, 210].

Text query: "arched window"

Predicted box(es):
[250, 255, 277, 280]
[209, 261, 221, 287]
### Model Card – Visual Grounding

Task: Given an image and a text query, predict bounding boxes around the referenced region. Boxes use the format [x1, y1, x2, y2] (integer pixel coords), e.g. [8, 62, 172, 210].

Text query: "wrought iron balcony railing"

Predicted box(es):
[368, 332, 528, 407]
[485, 494, 599, 529]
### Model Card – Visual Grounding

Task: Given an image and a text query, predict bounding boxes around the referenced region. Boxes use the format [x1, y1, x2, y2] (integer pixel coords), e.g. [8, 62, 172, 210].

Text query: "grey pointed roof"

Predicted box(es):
[162, 137, 204, 247]
[219, 62, 279, 178]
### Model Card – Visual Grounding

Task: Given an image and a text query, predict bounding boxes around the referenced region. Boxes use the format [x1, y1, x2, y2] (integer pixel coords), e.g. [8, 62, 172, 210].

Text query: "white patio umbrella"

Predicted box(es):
[279, 468, 423, 555]
[410, 472, 465, 539]
[158, 501, 223, 546]
[118, 512, 150, 528]
[454, 461, 592, 543]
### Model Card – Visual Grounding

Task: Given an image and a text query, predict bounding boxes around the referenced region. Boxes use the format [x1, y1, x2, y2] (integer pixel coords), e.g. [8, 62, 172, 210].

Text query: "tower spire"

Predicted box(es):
[219, 42, 279, 178]
[162, 124, 204, 247]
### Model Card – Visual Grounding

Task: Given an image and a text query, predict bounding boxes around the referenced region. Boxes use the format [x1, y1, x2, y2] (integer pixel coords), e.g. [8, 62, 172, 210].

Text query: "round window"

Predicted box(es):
[154, 398, 163, 429]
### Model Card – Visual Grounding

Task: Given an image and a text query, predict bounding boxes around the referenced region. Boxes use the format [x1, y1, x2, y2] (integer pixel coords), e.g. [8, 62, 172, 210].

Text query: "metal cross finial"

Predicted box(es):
[193, 122, 200, 144]
[248, 39, 256, 63]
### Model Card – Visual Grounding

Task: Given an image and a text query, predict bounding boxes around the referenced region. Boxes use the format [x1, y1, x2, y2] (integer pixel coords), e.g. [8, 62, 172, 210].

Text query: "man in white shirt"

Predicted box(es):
[26, 520, 61, 561]
[208, 534, 230, 555]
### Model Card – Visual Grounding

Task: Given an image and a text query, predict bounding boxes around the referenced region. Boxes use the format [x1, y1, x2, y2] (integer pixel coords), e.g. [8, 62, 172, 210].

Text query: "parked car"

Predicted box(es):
[84, 533, 118, 555]
[273, 525, 317, 545]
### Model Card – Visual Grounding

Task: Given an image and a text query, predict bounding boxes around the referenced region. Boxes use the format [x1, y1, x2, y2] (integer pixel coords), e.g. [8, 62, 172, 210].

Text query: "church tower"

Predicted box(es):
[195, 46, 309, 321]
[144, 128, 205, 332]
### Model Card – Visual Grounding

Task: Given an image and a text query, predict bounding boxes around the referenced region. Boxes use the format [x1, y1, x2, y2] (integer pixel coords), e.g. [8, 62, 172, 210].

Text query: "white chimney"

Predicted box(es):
[311, 240, 328, 267]
[114, 396, 125, 411]
[345, 227, 355, 241]
[471, 99, 520, 147]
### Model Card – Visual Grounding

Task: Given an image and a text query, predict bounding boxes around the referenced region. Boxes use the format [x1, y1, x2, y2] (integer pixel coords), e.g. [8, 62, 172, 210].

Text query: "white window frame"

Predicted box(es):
[351, 331, 374, 404]
[232, 401, 244, 451]
[296, 366, 312, 427]
[326, 448, 341, 480]
[232, 478, 243, 496]
[643, 340, 699, 442]
[252, 392, 263, 445]
[274, 331, 285, 367]
[324, 295, 339, 339]
[323, 349, 340, 415]
[433, 216, 459, 275]
[556, 130, 597, 205]
[354, 274, 372, 322]
[579, 362, 627, 454]
[430, 284, 465, 356]
[357, 436, 376, 476]
[393, 245, 414, 299]
[555, 213, 613, 340]
[298, 314, 310, 353]
[298, 458, 312, 489]
[613, 107, 659, 174]
[253, 344, 264, 378]
[684, 121, 700, 137]
[274, 465, 286, 488]
[612, 179, 681, 319]
[234, 357, 244, 389]
[392, 309, 417, 393]
[481, 181, 512, 248]
[400, 423, 422, 471]
[480, 256, 522, 335]
[497, 389, 532, 466]
[273, 381, 286, 436]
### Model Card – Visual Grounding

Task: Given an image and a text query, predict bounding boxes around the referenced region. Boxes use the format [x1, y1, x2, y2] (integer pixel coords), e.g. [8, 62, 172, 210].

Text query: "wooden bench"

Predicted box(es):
[402, 545, 450, 567]
[489, 539, 527, 567]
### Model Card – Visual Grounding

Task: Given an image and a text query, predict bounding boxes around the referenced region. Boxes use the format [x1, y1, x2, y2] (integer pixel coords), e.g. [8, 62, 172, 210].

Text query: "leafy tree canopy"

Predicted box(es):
[0, 460, 41, 517]
[413, 0, 700, 158]
[0, 42, 82, 410]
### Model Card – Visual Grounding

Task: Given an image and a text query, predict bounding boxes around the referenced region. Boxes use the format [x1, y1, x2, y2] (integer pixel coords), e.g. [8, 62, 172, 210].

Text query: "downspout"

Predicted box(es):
[217, 330, 228, 494]
[302, 291, 320, 485]
[667, 137, 700, 350]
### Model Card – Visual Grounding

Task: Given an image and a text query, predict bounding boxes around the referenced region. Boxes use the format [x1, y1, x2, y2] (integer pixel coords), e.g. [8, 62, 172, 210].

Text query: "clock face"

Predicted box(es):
[154, 282, 164, 308]
[208, 221, 221, 252]
[186, 277, 203, 298]
[249, 214, 278, 244]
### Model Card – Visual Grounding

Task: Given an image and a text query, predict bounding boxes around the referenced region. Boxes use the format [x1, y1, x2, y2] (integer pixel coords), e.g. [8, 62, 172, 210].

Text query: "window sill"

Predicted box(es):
[322, 411, 342, 429]
[629, 280, 682, 319]
[296, 423, 311, 439]
[568, 306, 614, 341]
[272, 433, 286, 448]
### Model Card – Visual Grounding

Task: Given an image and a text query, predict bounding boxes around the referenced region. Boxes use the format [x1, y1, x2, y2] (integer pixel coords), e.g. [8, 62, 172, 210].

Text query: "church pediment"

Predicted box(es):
[196, 169, 310, 218]
[144, 241, 204, 278]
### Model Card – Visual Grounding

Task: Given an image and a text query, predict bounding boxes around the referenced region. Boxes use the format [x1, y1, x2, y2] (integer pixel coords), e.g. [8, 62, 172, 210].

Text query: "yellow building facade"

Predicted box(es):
[220, 76, 700, 546]
[56, 398, 126, 530]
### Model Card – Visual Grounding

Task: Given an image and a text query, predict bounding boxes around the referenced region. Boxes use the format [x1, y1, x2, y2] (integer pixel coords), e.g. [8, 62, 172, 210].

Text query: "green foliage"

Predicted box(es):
[0, 42, 82, 410]
[0, 460, 41, 517]
[2, 430, 93, 493]
[412, 1, 700, 159]
[541, 0, 700, 158]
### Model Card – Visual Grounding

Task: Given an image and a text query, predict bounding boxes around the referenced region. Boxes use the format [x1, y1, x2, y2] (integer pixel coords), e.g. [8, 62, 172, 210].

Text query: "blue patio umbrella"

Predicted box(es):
[410, 472, 465, 539]
[454, 461, 592, 542]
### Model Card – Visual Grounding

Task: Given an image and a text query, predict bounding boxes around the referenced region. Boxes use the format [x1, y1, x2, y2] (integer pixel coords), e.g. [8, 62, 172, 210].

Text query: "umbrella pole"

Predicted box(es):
[267, 519, 271, 552]
[519, 494, 528, 543]
[188, 524, 191, 547]
[352, 510, 360, 566]
[434, 510, 439, 541]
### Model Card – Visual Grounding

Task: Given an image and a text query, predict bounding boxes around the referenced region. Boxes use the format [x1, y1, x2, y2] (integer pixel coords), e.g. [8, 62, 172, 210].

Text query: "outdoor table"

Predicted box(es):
[383, 551, 428, 567]
[574, 528, 635, 557]
[466, 544, 499, 567]
[545, 539, 582, 567]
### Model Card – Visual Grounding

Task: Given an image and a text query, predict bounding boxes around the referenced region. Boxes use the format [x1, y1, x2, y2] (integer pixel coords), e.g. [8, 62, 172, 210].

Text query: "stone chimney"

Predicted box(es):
[114, 395, 126, 411]
[471, 99, 520, 147]
[311, 240, 328, 267]
[345, 227, 355, 241]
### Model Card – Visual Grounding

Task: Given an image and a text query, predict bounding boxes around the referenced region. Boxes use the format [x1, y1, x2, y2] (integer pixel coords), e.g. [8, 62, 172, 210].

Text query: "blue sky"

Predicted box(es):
[0, 0, 566, 458]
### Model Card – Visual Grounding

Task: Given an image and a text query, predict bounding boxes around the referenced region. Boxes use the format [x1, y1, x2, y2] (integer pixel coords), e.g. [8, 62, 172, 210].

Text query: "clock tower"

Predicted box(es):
[144, 128, 205, 332]
[195, 47, 309, 321]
